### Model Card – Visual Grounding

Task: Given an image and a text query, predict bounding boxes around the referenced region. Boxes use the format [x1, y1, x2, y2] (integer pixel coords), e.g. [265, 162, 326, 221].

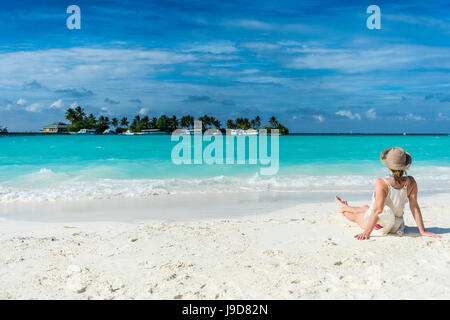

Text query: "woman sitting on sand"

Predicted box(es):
[336, 147, 441, 240]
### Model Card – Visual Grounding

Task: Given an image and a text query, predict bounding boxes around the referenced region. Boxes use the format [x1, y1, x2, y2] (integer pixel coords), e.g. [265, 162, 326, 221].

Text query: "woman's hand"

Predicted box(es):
[420, 231, 441, 238]
[354, 232, 370, 240]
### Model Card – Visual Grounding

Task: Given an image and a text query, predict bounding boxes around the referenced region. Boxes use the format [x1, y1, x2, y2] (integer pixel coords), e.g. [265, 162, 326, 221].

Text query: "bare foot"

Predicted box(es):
[335, 196, 347, 205]
[335, 196, 348, 213]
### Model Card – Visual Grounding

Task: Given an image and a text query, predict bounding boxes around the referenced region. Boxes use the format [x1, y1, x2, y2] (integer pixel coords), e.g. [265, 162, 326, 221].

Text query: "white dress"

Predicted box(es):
[365, 178, 408, 236]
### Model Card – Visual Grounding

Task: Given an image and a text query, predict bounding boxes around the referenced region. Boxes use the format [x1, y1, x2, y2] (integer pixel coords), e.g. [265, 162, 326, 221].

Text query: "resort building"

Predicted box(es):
[40, 122, 68, 134]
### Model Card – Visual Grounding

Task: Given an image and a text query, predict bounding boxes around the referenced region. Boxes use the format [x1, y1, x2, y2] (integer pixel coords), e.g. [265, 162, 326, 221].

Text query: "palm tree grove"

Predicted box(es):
[64, 106, 289, 135]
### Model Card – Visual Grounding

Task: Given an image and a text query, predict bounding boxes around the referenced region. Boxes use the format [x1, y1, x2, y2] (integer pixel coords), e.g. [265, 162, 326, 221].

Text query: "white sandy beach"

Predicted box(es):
[0, 192, 449, 300]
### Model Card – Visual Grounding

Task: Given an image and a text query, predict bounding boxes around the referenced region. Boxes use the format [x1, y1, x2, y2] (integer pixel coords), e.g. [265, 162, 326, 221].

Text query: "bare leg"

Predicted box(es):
[335, 196, 370, 229]
[335, 196, 369, 215]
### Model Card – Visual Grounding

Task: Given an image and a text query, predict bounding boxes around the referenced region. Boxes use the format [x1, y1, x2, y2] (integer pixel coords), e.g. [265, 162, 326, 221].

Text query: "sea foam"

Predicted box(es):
[0, 169, 449, 203]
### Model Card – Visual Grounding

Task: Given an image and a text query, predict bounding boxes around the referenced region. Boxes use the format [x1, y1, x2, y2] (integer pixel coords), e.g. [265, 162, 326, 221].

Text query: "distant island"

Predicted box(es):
[62, 106, 289, 135]
[30, 106, 288, 135]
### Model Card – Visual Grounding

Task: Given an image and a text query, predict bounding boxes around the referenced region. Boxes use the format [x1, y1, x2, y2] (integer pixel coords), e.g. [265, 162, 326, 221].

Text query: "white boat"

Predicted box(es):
[178, 129, 192, 135]
[229, 129, 258, 136]
[76, 129, 96, 135]
[243, 129, 258, 136]
[122, 129, 135, 135]
[229, 129, 241, 135]
[206, 129, 221, 136]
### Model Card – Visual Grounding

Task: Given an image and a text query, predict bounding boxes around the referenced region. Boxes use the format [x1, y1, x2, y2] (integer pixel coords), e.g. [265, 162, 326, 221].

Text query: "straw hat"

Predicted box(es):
[380, 147, 412, 170]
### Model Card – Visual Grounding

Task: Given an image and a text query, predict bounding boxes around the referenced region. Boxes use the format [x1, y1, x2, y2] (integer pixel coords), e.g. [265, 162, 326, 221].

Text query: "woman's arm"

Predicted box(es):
[408, 177, 441, 238]
[355, 179, 387, 240]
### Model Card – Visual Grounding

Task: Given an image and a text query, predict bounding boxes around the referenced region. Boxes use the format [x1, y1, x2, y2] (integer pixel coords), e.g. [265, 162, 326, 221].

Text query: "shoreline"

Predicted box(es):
[0, 190, 371, 222]
[0, 192, 449, 299]
[1, 132, 450, 136]
[0, 186, 447, 221]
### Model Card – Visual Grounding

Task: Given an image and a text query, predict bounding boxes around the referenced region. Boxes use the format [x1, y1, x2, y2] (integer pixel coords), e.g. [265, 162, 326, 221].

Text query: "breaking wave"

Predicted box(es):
[0, 167, 449, 203]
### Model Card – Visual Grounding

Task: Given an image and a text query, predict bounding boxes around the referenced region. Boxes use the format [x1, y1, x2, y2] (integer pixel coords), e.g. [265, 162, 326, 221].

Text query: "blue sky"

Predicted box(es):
[0, 0, 449, 132]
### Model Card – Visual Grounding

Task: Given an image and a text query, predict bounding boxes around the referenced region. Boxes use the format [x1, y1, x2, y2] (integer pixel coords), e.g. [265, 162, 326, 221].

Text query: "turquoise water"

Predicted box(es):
[0, 135, 449, 202]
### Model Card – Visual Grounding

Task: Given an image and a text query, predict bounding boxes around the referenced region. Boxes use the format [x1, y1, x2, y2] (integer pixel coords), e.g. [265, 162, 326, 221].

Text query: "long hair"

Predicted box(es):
[392, 169, 405, 185]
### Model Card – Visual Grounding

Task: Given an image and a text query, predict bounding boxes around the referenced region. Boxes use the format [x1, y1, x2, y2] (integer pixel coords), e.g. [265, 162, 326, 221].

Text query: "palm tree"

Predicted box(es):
[65, 106, 87, 132]
[198, 115, 213, 130]
[141, 115, 150, 130]
[211, 117, 221, 129]
[130, 115, 150, 132]
[130, 115, 142, 132]
[251, 116, 261, 129]
[236, 118, 250, 130]
[277, 124, 289, 135]
[65, 107, 79, 132]
[76, 106, 87, 127]
[156, 115, 169, 132]
[65, 108, 77, 123]
[111, 117, 118, 128]
[180, 115, 194, 129]
[150, 117, 158, 129]
[120, 117, 129, 128]
[74, 106, 86, 120]
[169, 115, 179, 132]
[98, 115, 109, 124]
[86, 113, 97, 129]
[269, 116, 279, 128]
[226, 119, 235, 129]
[235, 118, 242, 129]
[96, 115, 110, 133]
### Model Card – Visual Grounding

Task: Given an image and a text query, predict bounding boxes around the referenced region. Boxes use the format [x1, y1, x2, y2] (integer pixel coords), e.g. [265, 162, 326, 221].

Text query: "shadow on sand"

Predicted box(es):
[403, 226, 450, 237]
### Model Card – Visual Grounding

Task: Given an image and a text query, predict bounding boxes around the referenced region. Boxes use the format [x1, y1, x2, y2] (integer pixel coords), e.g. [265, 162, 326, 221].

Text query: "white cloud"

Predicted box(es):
[222, 20, 318, 33]
[237, 76, 290, 85]
[336, 110, 361, 120]
[437, 112, 450, 120]
[184, 41, 237, 54]
[17, 98, 27, 105]
[224, 19, 275, 30]
[288, 45, 450, 73]
[277, 40, 304, 47]
[50, 99, 63, 109]
[99, 106, 114, 116]
[139, 108, 149, 115]
[70, 101, 79, 108]
[0, 48, 196, 90]
[383, 14, 450, 30]
[313, 115, 325, 122]
[25, 103, 41, 113]
[239, 42, 280, 51]
[405, 113, 425, 121]
[365, 108, 376, 119]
